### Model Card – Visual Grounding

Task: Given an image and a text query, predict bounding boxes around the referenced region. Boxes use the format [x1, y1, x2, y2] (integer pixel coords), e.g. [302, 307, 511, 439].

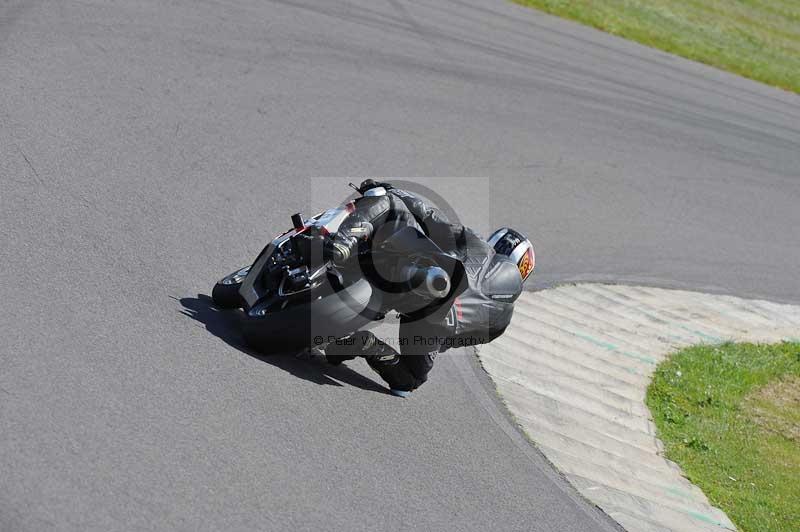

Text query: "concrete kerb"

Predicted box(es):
[477, 283, 800, 532]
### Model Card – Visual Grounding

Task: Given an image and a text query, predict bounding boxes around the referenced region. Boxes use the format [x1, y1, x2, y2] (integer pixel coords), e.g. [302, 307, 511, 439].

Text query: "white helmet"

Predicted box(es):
[487, 228, 535, 282]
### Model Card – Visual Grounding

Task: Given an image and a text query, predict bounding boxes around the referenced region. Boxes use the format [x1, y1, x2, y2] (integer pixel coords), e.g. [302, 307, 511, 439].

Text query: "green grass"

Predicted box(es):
[515, 0, 800, 94]
[646, 342, 800, 531]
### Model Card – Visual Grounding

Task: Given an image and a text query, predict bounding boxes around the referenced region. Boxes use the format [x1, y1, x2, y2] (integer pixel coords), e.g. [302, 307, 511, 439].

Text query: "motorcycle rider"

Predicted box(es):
[324, 179, 535, 397]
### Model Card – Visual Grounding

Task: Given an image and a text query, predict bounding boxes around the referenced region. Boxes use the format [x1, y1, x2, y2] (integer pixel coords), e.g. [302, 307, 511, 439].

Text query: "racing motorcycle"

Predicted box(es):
[211, 185, 467, 354]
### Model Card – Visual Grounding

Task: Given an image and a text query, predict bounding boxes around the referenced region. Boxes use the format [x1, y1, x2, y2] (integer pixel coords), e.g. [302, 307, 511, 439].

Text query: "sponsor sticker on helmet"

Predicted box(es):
[517, 247, 534, 281]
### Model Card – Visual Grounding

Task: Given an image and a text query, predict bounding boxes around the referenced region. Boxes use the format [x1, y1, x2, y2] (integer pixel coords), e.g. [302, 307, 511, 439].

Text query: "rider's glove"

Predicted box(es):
[326, 237, 356, 265]
[326, 219, 373, 265]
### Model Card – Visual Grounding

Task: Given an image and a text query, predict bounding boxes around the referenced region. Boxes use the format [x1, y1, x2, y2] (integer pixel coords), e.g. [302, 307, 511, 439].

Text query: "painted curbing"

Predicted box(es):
[477, 284, 800, 532]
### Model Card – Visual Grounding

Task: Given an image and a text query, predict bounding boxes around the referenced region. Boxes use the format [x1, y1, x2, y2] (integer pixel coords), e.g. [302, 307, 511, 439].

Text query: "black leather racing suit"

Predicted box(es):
[324, 183, 524, 392]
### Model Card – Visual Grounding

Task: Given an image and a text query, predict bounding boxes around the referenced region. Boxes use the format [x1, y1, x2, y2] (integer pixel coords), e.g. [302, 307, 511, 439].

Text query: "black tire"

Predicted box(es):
[241, 277, 381, 354]
[211, 266, 250, 309]
[212, 282, 242, 309]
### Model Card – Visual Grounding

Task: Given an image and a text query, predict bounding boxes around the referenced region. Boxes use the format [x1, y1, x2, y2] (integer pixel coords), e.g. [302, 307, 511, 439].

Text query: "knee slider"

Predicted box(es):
[365, 341, 399, 368]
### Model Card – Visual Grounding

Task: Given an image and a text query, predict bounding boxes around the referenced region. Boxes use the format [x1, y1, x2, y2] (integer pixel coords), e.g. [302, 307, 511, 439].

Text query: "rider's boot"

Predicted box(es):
[324, 343, 356, 366]
[326, 331, 419, 396]
[358, 332, 419, 396]
[324, 331, 375, 365]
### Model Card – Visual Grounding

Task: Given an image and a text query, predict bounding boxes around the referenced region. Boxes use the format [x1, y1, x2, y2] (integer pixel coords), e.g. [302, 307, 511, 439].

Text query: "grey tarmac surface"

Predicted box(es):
[1, 0, 799, 531]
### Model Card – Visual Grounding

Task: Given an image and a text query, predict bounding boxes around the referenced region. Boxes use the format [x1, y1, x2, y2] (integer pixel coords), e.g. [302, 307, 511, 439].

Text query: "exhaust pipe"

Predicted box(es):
[402, 265, 451, 299]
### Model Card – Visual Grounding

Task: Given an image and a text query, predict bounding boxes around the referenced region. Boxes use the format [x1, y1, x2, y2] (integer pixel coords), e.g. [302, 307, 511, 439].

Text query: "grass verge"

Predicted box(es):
[514, 0, 800, 94]
[646, 342, 800, 531]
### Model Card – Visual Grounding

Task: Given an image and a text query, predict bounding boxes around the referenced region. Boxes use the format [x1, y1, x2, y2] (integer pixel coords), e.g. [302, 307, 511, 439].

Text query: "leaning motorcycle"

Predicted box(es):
[211, 186, 467, 354]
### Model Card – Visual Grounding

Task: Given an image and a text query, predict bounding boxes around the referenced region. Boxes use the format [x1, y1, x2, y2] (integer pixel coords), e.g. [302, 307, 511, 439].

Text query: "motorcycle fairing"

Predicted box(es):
[238, 203, 357, 309]
[377, 226, 468, 323]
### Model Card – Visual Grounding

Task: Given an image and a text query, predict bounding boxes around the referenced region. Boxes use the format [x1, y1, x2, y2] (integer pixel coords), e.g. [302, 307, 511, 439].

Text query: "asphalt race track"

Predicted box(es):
[2, 1, 799, 530]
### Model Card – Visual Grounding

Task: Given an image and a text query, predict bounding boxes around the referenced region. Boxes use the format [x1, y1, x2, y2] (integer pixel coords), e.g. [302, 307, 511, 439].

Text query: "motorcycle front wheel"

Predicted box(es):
[211, 266, 251, 309]
[241, 277, 381, 354]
